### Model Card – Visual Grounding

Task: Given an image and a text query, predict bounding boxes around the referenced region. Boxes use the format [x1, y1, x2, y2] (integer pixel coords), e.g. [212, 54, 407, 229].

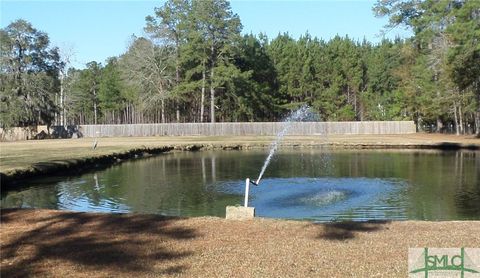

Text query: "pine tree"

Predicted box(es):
[192, 0, 242, 122]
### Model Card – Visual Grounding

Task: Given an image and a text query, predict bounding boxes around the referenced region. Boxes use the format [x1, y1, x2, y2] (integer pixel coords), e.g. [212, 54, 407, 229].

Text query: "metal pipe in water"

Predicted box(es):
[244, 178, 250, 207]
[244, 178, 259, 207]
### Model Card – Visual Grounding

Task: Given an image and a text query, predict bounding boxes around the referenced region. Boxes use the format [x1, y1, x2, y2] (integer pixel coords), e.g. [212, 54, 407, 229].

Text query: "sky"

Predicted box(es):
[1, 0, 412, 69]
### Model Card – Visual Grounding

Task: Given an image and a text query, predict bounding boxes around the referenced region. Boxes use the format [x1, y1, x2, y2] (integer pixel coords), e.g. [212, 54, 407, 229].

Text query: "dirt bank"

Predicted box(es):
[1, 209, 479, 277]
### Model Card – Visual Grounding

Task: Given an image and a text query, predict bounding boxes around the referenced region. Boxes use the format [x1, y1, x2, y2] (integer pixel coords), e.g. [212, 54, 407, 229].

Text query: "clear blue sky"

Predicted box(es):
[1, 0, 411, 69]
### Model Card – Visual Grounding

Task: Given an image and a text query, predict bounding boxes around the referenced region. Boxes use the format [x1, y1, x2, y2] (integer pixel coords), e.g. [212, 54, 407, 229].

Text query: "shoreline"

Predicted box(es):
[1, 134, 479, 188]
[1, 208, 479, 277]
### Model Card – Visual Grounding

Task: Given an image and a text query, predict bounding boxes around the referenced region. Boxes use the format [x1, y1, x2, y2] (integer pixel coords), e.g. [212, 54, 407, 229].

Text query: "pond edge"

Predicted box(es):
[1, 141, 478, 190]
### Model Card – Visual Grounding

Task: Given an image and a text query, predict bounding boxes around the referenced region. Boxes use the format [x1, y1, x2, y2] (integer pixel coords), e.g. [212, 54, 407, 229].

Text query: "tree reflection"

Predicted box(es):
[1, 149, 479, 220]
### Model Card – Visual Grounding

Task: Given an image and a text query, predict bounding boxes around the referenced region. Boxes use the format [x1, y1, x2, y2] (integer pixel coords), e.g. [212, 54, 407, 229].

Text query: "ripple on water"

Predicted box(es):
[215, 177, 408, 221]
[296, 190, 351, 207]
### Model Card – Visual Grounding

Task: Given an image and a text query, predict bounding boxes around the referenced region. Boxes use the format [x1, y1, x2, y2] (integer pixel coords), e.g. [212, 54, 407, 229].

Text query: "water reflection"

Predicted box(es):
[1, 149, 479, 221]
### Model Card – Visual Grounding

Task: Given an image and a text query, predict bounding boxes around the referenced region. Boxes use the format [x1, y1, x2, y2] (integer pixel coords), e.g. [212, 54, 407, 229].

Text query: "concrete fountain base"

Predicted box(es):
[226, 206, 255, 220]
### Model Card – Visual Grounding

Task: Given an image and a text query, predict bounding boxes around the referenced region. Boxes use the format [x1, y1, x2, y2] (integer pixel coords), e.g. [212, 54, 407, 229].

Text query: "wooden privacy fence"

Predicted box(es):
[78, 121, 416, 137]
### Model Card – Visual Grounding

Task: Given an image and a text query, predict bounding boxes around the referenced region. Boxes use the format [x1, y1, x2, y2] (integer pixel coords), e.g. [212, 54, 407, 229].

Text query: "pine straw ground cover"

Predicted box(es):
[1, 209, 479, 277]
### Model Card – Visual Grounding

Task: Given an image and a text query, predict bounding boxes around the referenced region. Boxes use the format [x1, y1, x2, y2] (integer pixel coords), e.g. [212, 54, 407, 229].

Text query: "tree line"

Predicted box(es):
[1, 0, 479, 135]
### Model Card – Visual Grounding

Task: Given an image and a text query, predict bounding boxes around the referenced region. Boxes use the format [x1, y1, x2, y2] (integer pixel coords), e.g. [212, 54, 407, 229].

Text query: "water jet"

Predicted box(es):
[254, 105, 311, 186]
[228, 106, 313, 219]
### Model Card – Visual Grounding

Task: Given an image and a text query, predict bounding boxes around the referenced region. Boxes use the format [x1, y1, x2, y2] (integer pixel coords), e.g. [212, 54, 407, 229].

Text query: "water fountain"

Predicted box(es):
[244, 105, 311, 204]
[226, 105, 312, 219]
[254, 105, 311, 186]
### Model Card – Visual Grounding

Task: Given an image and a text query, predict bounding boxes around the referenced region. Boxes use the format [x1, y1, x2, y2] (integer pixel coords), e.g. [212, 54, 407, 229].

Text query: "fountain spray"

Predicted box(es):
[255, 105, 310, 185]
[243, 106, 311, 208]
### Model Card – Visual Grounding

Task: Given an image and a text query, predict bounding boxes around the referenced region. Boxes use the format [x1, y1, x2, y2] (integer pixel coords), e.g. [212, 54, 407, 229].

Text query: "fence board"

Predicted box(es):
[77, 121, 416, 138]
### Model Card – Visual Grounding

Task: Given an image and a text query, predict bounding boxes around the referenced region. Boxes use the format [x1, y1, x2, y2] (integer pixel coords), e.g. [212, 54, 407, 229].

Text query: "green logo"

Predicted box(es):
[409, 248, 480, 278]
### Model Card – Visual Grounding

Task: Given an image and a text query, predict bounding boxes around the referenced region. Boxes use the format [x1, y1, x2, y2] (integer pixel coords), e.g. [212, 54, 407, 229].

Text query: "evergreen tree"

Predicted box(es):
[0, 19, 61, 130]
[98, 58, 126, 123]
[234, 34, 280, 121]
[192, 0, 242, 122]
[145, 0, 191, 122]
[374, 0, 480, 134]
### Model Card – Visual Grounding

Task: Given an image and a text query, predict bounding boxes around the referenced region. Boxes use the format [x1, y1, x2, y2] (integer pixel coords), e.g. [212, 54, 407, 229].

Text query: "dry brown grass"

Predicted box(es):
[1, 209, 479, 277]
[1, 134, 478, 174]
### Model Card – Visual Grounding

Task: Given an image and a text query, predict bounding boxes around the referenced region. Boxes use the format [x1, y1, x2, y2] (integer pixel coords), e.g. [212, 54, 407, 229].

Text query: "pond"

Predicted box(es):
[2, 149, 479, 221]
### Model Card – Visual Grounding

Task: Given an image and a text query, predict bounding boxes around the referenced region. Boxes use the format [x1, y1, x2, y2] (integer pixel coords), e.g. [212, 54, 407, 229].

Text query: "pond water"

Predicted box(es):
[2, 149, 479, 221]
